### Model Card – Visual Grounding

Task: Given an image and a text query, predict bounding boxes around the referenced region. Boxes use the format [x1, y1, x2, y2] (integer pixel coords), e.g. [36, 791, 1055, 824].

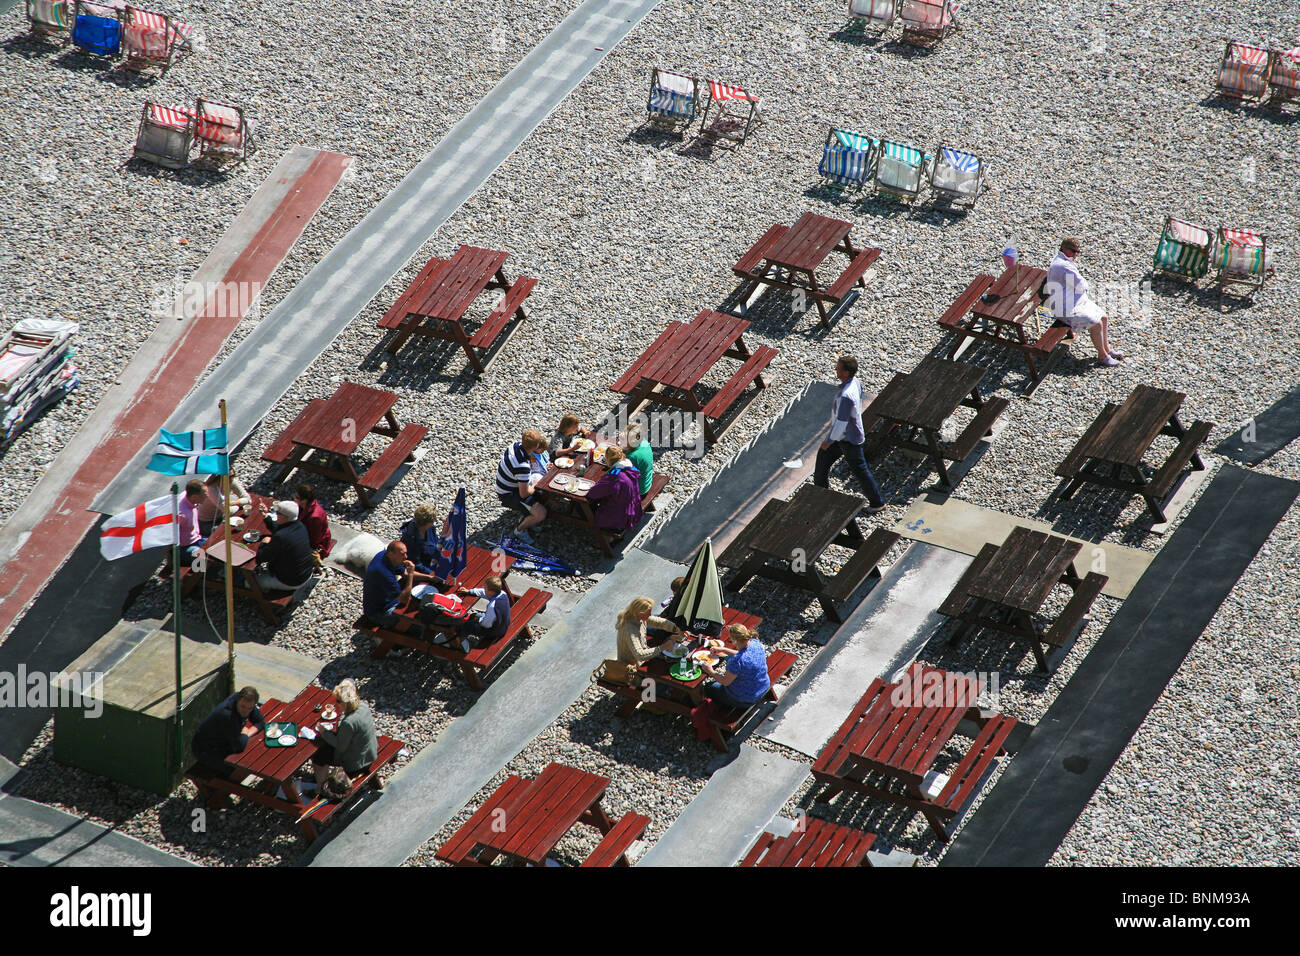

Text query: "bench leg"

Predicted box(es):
[460, 662, 486, 691]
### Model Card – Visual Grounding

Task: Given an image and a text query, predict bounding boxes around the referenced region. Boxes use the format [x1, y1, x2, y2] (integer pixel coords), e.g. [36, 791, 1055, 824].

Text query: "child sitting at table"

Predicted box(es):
[435, 575, 511, 654]
[549, 413, 592, 455]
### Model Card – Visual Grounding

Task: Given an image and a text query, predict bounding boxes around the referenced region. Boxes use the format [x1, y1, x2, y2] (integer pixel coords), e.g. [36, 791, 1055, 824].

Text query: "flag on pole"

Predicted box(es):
[100, 495, 180, 560]
[663, 538, 726, 638]
[147, 425, 229, 476]
[435, 486, 469, 580]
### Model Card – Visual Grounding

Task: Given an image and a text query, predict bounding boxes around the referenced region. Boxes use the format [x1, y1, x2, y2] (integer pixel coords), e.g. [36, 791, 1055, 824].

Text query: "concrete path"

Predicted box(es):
[304, 547, 682, 866]
[1214, 383, 1300, 465]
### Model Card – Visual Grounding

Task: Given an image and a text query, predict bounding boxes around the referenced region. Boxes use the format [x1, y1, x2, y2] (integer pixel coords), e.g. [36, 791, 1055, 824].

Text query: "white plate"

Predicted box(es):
[318, 722, 334, 732]
[551, 473, 575, 490]
[574, 478, 595, 494]
[572, 439, 595, 452]
[555, 457, 574, 468]
[278, 733, 297, 746]
[242, 532, 261, 543]
[662, 645, 687, 659]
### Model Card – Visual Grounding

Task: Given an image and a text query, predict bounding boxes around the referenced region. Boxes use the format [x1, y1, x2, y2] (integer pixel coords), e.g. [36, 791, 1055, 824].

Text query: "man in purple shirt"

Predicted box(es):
[177, 479, 207, 560]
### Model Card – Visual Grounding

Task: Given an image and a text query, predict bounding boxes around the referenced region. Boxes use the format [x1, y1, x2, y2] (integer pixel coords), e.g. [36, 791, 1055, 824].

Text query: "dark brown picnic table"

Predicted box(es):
[811, 664, 1017, 843]
[378, 244, 536, 374]
[610, 309, 777, 445]
[1055, 385, 1213, 524]
[731, 211, 881, 327]
[862, 356, 1009, 490]
[260, 381, 427, 509]
[938, 525, 1109, 671]
[718, 484, 900, 623]
[937, 264, 1073, 383]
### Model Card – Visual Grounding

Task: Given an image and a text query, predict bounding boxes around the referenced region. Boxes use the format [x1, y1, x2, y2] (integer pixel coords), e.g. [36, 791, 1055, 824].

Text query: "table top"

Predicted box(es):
[1084, 384, 1185, 468]
[970, 264, 1046, 325]
[284, 382, 398, 456]
[963, 526, 1082, 612]
[764, 212, 853, 272]
[204, 492, 276, 569]
[623, 309, 749, 392]
[474, 761, 610, 865]
[225, 685, 334, 785]
[722, 484, 863, 565]
[409, 244, 509, 324]
[870, 357, 985, 432]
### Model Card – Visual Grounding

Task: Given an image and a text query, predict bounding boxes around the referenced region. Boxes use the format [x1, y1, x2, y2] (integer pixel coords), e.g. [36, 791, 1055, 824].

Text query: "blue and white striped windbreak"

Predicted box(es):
[147, 425, 229, 476]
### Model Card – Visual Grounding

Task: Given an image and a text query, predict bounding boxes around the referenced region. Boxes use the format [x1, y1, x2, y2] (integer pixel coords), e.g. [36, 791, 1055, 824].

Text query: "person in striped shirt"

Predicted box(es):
[496, 429, 549, 545]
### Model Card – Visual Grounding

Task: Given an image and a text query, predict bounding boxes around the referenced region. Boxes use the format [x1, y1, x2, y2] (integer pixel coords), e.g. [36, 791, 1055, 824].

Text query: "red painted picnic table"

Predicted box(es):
[611, 308, 777, 445]
[732, 211, 881, 327]
[261, 381, 427, 509]
[379, 244, 536, 373]
[740, 818, 876, 867]
[182, 492, 297, 624]
[811, 664, 1016, 842]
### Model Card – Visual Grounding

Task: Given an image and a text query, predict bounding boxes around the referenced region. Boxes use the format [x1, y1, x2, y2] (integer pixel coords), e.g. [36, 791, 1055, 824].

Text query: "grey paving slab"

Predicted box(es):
[637, 744, 808, 867]
[1214, 383, 1300, 465]
[759, 543, 973, 758]
[93, 0, 665, 518]
[303, 547, 683, 867]
[943, 465, 1300, 867]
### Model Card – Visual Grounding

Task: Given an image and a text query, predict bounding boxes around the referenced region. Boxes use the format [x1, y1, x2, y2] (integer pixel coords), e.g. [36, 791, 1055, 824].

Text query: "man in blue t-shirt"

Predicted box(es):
[362, 540, 418, 632]
[699, 624, 770, 709]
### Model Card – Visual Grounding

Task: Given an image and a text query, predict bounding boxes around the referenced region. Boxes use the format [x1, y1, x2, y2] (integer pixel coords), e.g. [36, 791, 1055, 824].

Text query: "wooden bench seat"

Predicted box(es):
[640, 472, 669, 511]
[1145, 420, 1213, 502]
[733, 224, 787, 277]
[378, 257, 450, 329]
[1042, 571, 1108, 647]
[1031, 322, 1073, 357]
[435, 774, 529, 865]
[932, 714, 1017, 826]
[937, 542, 998, 617]
[938, 274, 994, 330]
[700, 345, 777, 420]
[707, 649, 797, 745]
[822, 528, 900, 605]
[861, 374, 909, 435]
[580, 812, 651, 867]
[945, 395, 1010, 462]
[740, 818, 876, 867]
[468, 275, 536, 349]
[261, 399, 325, 464]
[825, 247, 882, 301]
[306, 735, 403, 835]
[1055, 402, 1119, 479]
[357, 423, 427, 492]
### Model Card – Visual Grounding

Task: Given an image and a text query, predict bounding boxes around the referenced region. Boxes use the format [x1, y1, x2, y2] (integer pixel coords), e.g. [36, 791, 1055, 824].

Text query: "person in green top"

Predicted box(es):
[624, 421, 653, 497]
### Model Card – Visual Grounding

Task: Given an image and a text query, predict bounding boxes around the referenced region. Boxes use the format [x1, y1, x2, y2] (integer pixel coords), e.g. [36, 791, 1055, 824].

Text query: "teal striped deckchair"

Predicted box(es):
[874, 139, 929, 201]
[818, 127, 876, 189]
[1213, 227, 1271, 295]
[1152, 217, 1212, 280]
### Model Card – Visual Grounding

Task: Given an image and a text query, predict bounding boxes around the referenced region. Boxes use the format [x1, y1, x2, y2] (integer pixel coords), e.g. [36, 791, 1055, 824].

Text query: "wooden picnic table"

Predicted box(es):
[938, 525, 1109, 671]
[740, 818, 876, 867]
[260, 381, 427, 509]
[1055, 385, 1213, 523]
[610, 309, 777, 446]
[378, 244, 536, 374]
[533, 437, 620, 556]
[811, 664, 1017, 843]
[718, 484, 900, 623]
[862, 356, 1009, 490]
[937, 264, 1073, 383]
[731, 211, 881, 328]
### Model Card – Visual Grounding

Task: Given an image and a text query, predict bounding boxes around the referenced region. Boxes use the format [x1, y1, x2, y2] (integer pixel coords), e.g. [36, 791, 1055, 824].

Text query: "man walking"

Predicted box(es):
[813, 355, 886, 516]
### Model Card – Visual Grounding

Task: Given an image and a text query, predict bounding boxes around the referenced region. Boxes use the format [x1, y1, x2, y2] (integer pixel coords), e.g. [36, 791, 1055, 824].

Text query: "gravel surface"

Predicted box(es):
[4, 0, 1298, 866]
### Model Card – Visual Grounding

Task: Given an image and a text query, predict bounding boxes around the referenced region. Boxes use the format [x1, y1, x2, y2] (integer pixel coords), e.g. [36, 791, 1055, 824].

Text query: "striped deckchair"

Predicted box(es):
[133, 102, 194, 168]
[899, 0, 957, 46]
[1266, 48, 1300, 107]
[929, 145, 984, 208]
[71, 0, 121, 56]
[818, 127, 876, 189]
[26, 0, 70, 37]
[122, 6, 193, 73]
[700, 79, 761, 145]
[1213, 227, 1271, 294]
[847, 0, 898, 29]
[1216, 41, 1269, 102]
[194, 98, 254, 166]
[1152, 217, 1212, 280]
[874, 139, 929, 201]
[647, 68, 699, 130]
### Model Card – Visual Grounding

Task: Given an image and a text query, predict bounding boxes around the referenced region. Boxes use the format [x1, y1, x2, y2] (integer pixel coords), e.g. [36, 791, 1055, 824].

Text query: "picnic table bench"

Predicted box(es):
[740, 818, 877, 867]
[1055, 384, 1212, 523]
[378, 244, 535, 374]
[938, 525, 1108, 671]
[811, 664, 1016, 843]
[187, 685, 404, 842]
[610, 309, 777, 446]
[731, 212, 881, 328]
[261, 382, 426, 509]
[938, 265, 1072, 384]
[861, 356, 1009, 490]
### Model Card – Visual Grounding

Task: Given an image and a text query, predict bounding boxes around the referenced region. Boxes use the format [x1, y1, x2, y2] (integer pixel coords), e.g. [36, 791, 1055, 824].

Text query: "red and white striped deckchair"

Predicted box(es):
[1215, 41, 1269, 101]
[1213, 227, 1271, 295]
[700, 79, 761, 145]
[133, 101, 194, 168]
[1266, 47, 1300, 107]
[194, 98, 253, 165]
[899, 0, 957, 46]
[122, 6, 192, 73]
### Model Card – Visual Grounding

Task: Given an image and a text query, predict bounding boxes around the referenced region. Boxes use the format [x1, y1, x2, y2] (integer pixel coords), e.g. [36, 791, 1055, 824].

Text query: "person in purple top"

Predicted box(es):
[699, 624, 770, 708]
[586, 447, 643, 537]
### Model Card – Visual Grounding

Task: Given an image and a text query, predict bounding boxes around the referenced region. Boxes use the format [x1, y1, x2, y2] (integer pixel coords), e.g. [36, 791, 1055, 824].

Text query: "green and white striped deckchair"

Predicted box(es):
[874, 139, 929, 201]
[1152, 217, 1212, 280]
[1213, 227, 1271, 294]
[818, 127, 877, 189]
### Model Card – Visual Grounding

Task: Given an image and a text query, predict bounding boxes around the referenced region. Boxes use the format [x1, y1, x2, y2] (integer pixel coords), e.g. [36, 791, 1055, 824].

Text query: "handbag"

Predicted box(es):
[594, 659, 635, 685]
[322, 768, 352, 802]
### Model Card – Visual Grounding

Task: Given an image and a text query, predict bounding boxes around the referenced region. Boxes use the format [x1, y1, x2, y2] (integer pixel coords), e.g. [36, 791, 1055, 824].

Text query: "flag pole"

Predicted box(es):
[171, 482, 184, 773]
[220, 399, 235, 694]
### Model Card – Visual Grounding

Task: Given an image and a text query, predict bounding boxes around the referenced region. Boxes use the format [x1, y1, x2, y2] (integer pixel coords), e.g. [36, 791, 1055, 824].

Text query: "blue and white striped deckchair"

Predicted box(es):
[647, 68, 699, 130]
[874, 139, 929, 200]
[818, 127, 876, 189]
[930, 145, 984, 208]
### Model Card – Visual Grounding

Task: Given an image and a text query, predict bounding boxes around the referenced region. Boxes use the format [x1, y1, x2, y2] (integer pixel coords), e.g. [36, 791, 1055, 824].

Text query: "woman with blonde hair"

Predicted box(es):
[699, 624, 770, 709]
[615, 596, 683, 665]
[312, 679, 379, 788]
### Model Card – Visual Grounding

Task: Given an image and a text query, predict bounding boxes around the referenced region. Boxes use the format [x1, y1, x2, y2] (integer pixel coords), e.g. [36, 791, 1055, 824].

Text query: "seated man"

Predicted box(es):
[437, 574, 510, 654]
[699, 625, 770, 710]
[294, 483, 333, 558]
[192, 686, 265, 779]
[254, 500, 316, 593]
[495, 429, 548, 545]
[361, 540, 422, 636]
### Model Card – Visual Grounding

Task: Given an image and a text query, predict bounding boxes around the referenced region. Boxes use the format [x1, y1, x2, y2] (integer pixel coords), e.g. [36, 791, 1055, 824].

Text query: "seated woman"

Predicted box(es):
[623, 422, 654, 498]
[549, 413, 592, 455]
[196, 467, 252, 537]
[699, 624, 770, 710]
[615, 596, 683, 665]
[312, 679, 379, 789]
[586, 447, 643, 538]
